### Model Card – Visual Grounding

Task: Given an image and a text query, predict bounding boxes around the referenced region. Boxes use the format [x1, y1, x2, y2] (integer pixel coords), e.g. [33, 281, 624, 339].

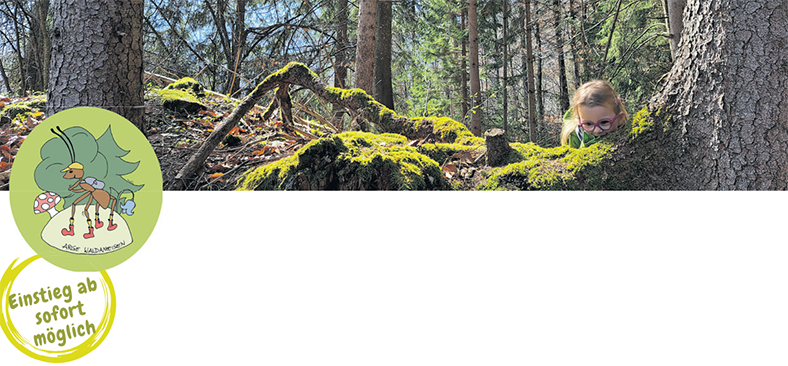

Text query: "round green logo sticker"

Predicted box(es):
[9, 107, 162, 271]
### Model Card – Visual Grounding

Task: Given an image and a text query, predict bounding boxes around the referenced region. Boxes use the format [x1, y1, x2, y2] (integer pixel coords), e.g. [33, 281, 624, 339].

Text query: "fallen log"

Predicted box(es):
[167, 62, 477, 190]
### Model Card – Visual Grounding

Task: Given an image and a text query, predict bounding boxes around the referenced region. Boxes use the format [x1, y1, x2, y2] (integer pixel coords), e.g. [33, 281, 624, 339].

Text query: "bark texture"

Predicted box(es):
[354, 0, 376, 94]
[553, 0, 569, 112]
[502, 0, 508, 136]
[665, 0, 687, 58]
[48, 0, 145, 131]
[650, 0, 788, 189]
[373, 0, 394, 110]
[523, 0, 537, 142]
[485, 129, 512, 167]
[460, 11, 468, 120]
[468, 0, 482, 136]
[332, 0, 349, 128]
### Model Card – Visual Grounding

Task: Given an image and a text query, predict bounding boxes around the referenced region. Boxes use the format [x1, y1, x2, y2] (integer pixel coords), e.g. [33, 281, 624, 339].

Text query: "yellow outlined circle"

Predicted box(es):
[0, 255, 116, 362]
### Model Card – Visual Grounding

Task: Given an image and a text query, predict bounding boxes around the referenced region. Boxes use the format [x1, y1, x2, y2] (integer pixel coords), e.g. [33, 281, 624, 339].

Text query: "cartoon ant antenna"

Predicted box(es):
[51, 126, 76, 163]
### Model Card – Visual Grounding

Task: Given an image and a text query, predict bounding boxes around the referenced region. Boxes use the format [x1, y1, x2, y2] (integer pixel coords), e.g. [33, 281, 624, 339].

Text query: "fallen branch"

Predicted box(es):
[168, 62, 476, 190]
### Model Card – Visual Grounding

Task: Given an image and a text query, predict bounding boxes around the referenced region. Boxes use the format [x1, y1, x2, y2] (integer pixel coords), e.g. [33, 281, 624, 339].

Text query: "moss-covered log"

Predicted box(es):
[476, 107, 674, 190]
[237, 132, 451, 190]
[169, 62, 481, 189]
[156, 88, 207, 114]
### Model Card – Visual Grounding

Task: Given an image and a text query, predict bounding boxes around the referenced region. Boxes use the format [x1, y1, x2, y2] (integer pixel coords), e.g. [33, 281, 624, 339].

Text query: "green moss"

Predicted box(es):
[164, 77, 205, 97]
[627, 105, 673, 140]
[509, 142, 571, 163]
[236, 131, 450, 190]
[0, 104, 32, 121]
[27, 98, 46, 110]
[0, 97, 46, 122]
[477, 139, 616, 190]
[252, 63, 478, 143]
[155, 88, 206, 113]
[628, 107, 654, 140]
[252, 62, 321, 96]
[431, 116, 478, 144]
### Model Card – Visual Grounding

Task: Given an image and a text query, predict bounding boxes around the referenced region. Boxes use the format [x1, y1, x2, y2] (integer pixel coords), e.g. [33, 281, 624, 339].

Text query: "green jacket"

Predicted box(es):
[568, 127, 603, 148]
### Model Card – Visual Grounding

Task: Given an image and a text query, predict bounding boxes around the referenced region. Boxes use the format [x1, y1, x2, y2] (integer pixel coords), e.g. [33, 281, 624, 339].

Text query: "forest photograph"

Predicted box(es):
[0, 0, 786, 190]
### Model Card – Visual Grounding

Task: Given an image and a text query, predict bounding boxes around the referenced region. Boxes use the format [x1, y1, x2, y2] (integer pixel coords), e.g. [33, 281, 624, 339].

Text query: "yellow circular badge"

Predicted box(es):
[0, 255, 116, 362]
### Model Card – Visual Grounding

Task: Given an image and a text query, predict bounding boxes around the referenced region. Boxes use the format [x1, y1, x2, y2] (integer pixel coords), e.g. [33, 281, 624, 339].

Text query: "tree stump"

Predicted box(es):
[485, 129, 511, 167]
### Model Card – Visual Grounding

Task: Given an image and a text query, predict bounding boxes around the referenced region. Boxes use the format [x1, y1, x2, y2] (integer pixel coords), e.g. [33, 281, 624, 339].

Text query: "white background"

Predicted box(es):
[1, 191, 787, 365]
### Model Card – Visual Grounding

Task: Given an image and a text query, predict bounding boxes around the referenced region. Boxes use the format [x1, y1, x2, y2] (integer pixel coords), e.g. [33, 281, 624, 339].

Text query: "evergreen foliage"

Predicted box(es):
[34, 126, 143, 210]
[0, 0, 672, 148]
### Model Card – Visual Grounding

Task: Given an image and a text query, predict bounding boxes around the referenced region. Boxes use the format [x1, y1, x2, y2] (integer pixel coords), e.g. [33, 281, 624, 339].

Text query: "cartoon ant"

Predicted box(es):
[52, 126, 119, 239]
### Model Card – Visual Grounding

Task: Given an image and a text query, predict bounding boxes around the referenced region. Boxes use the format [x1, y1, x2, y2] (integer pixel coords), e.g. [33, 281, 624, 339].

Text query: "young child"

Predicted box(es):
[560, 80, 628, 148]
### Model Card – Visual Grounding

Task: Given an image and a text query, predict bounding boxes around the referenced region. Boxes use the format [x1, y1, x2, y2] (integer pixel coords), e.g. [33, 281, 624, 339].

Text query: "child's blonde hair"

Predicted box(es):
[560, 80, 628, 145]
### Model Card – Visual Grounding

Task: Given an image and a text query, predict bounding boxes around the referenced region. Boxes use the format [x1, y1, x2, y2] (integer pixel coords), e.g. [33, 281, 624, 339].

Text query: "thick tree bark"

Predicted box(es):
[373, 0, 394, 109]
[646, 0, 788, 189]
[468, 0, 482, 136]
[48, 0, 145, 131]
[354, 0, 376, 94]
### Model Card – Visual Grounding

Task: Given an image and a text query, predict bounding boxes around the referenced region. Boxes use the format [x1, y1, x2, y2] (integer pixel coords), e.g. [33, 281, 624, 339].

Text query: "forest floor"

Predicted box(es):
[0, 83, 563, 191]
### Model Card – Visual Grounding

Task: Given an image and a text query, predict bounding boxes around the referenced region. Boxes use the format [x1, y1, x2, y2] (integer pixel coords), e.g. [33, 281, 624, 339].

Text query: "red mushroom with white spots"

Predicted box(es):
[34, 192, 61, 218]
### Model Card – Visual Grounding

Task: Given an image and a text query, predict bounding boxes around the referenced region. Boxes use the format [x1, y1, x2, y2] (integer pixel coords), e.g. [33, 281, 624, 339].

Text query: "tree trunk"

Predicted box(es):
[354, 0, 376, 94]
[226, 0, 247, 97]
[646, 0, 788, 189]
[567, 0, 581, 88]
[0, 59, 11, 94]
[373, 0, 394, 109]
[11, 5, 27, 95]
[502, 0, 508, 136]
[48, 0, 145, 132]
[332, 0, 349, 129]
[553, 0, 569, 112]
[207, 0, 231, 90]
[468, 0, 482, 136]
[461, 11, 468, 121]
[523, 0, 537, 142]
[664, 0, 686, 59]
[30, 0, 51, 91]
[534, 20, 544, 119]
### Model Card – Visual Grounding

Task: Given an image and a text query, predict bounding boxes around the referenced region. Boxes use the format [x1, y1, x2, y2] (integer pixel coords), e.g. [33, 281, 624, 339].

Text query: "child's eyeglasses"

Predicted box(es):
[578, 114, 620, 132]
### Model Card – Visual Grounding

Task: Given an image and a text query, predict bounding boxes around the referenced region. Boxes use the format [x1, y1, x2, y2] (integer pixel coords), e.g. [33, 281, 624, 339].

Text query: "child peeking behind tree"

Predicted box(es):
[560, 80, 629, 148]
